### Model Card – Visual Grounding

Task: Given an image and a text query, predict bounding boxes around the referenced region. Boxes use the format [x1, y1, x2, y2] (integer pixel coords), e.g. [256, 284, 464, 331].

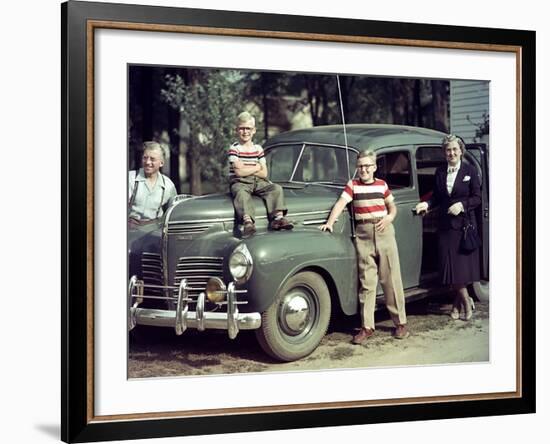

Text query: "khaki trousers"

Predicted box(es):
[354, 222, 407, 330]
[230, 177, 286, 223]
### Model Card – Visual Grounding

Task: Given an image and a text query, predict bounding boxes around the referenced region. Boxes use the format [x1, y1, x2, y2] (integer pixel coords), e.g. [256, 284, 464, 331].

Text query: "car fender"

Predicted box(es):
[242, 228, 357, 314]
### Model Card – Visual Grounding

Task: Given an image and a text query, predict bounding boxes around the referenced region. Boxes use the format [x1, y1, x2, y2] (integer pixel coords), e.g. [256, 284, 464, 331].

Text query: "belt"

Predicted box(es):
[128, 217, 160, 227]
[355, 218, 382, 225]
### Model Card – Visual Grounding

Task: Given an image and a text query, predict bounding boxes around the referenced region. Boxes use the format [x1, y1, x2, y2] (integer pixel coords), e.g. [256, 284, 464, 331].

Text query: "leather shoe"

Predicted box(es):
[270, 217, 293, 230]
[242, 221, 256, 237]
[393, 324, 410, 339]
[352, 327, 374, 345]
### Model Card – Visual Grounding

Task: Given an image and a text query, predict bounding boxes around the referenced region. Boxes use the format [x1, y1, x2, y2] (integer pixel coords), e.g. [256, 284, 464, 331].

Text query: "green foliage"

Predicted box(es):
[242, 71, 295, 141]
[466, 111, 489, 142]
[131, 65, 451, 194]
[161, 70, 246, 189]
[475, 112, 490, 139]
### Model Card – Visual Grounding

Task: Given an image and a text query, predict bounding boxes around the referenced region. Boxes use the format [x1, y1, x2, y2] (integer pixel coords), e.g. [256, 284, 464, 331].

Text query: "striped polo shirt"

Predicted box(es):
[341, 178, 394, 221]
[227, 142, 266, 180]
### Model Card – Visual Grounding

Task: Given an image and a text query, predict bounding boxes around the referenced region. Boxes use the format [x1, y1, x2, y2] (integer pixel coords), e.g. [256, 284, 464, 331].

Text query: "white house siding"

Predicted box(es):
[450, 80, 489, 143]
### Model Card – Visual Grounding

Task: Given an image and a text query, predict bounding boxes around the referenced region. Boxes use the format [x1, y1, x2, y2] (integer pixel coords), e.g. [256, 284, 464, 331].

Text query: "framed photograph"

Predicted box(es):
[62, 0, 535, 442]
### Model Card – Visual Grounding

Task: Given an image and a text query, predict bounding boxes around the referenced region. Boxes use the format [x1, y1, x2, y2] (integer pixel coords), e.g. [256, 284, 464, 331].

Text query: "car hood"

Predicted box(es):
[168, 183, 343, 223]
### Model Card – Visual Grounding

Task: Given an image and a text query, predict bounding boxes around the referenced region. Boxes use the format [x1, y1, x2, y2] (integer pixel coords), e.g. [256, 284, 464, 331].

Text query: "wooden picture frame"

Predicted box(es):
[62, 1, 535, 442]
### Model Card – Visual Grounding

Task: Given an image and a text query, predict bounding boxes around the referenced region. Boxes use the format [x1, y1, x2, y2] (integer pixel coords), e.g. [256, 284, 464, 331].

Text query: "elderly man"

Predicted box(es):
[128, 141, 177, 226]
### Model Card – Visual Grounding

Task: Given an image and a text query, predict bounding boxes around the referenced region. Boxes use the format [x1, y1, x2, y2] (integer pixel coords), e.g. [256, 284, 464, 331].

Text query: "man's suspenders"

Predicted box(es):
[128, 171, 166, 219]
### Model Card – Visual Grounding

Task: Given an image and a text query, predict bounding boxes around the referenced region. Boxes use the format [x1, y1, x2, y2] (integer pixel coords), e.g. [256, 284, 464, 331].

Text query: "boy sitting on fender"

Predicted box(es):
[228, 111, 293, 237]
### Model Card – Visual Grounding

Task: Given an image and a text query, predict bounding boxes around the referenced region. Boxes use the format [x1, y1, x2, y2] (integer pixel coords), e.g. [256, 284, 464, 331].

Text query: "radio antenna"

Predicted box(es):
[336, 75, 351, 180]
[336, 75, 355, 238]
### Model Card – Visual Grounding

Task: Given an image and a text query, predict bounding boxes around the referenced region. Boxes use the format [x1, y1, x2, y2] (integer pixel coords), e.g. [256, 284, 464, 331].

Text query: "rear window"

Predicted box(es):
[416, 146, 446, 199]
[415, 145, 483, 199]
[375, 151, 412, 189]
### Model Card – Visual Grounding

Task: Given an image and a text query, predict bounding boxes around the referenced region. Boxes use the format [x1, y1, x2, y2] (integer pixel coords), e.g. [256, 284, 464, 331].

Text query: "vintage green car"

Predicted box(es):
[128, 124, 489, 361]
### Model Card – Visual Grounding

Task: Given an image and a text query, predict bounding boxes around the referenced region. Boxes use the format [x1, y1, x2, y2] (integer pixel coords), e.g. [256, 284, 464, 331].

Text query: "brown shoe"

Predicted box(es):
[242, 221, 256, 237]
[352, 327, 374, 345]
[393, 324, 410, 339]
[270, 217, 294, 230]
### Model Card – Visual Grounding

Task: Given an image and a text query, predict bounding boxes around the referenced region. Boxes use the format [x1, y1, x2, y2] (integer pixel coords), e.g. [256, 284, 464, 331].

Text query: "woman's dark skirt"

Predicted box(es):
[438, 228, 480, 285]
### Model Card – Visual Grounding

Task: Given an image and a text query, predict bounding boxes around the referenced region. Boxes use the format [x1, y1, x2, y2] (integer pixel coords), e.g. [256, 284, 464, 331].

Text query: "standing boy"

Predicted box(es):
[320, 150, 409, 343]
[228, 111, 293, 237]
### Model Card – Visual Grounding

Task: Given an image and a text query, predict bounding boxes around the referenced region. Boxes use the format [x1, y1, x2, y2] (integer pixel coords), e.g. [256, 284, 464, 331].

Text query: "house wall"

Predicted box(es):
[450, 80, 490, 143]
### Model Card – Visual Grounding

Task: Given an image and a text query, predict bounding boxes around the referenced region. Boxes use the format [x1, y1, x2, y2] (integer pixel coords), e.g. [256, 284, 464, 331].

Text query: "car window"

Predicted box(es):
[295, 145, 356, 184]
[265, 143, 357, 184]
[416, 145, 482, 200]
[415, 146, 445, 199]
[375, 151, 412, 189]
[264, 144, 303, 182]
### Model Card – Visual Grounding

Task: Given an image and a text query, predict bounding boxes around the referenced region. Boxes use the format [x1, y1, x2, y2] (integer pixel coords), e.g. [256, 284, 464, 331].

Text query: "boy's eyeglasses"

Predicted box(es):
[237, 127, 254, 132]
[357, 164, 375, 170]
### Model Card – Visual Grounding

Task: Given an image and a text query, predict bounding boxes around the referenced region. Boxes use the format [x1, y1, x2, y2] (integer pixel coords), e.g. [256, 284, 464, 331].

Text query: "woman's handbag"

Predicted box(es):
[461, 213, 481, 253]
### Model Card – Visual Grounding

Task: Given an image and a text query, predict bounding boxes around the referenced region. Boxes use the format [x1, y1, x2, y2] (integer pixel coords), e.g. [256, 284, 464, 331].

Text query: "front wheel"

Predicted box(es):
[255, 271, 331, 362]
[468, 280, 489, 302]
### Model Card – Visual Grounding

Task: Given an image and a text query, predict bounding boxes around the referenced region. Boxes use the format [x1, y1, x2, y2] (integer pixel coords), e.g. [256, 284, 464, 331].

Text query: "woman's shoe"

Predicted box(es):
[450, 306, 460, 320]
[462, 299, 473, 321]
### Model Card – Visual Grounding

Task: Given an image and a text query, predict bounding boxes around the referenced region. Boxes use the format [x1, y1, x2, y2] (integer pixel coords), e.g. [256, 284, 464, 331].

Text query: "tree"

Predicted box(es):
[161, 70, 246, 195]
[431, 80, 449, 132]
[244, 72, 292, 140]
[302, 74, 341, 126]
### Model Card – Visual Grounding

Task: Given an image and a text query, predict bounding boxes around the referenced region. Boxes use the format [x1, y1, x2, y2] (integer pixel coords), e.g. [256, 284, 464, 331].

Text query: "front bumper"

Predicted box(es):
[128, 276, 261, 339]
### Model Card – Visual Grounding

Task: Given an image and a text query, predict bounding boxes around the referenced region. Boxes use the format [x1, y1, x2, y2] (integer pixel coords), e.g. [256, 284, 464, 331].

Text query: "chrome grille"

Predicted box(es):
[174, 256, 224, 297]
[167, 221, 218, 235]
[141, 252, 164, 300]
[141, 253, 162, 284]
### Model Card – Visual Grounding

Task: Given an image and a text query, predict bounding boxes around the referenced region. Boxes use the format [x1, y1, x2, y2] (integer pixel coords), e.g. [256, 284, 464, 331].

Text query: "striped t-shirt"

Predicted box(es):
[341, 178, 394, 221]
[227, 142, 266, 180]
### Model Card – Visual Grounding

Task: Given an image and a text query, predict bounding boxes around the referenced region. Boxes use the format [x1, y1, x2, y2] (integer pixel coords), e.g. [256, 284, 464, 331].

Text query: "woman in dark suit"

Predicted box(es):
[415, 135, 481, 321]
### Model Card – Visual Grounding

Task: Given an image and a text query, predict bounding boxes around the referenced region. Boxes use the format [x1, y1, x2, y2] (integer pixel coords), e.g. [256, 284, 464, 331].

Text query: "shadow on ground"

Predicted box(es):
[129, 293, 489, 378]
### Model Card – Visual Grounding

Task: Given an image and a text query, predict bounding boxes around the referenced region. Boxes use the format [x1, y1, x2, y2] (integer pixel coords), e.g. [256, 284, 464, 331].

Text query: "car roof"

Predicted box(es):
[264, 124, 447, 151]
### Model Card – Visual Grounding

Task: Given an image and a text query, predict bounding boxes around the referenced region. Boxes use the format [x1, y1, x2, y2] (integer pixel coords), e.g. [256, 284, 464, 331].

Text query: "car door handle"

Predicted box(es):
[411, 206, 426, 216]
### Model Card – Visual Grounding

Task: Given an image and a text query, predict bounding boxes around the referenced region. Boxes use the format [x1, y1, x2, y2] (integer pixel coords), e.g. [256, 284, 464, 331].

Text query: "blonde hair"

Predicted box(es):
[357, 150, 376, 162]
[237, 111, 255, 127]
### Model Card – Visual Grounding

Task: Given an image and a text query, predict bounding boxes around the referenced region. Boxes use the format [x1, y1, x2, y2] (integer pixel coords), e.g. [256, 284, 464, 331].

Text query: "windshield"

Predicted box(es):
[265, 144, 357, 185]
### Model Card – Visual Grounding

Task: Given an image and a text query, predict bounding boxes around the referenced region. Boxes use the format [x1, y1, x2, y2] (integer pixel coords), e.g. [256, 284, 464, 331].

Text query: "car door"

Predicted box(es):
[415, 143, 489, 283]
[464, 143, 489, 281]
[374, 147, 422, 291]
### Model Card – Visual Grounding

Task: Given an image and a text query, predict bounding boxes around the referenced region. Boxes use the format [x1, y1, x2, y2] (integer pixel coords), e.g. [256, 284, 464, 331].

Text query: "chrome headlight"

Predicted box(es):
[229, 243, 253, 283]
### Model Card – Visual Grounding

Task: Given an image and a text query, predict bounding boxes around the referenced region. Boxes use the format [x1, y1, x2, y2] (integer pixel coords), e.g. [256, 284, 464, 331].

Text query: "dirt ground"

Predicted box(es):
[128, 295, 489, 378]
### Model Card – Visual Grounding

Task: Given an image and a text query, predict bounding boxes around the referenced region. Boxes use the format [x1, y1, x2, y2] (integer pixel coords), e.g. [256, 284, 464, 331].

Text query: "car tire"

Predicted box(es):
[255, 271, 331, 362]
[468, 280, 489, 302]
